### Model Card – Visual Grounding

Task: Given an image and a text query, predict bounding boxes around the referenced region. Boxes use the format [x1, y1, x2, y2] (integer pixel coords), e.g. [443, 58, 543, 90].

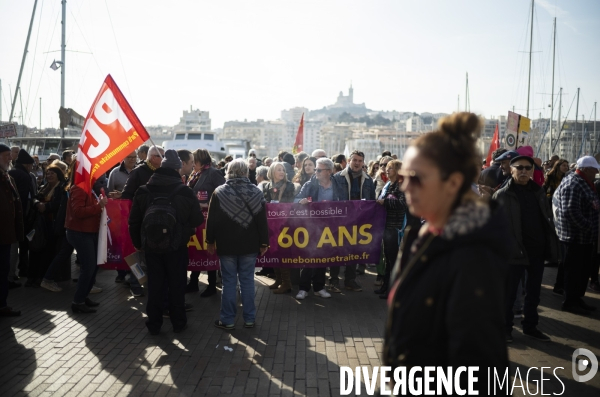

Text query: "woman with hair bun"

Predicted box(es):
[383, 112, 510, 393]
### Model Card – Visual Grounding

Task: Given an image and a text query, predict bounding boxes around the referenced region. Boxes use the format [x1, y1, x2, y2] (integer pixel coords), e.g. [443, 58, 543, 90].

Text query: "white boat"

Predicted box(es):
[162, 132, 227, 161]
[7, 135, 79, 161]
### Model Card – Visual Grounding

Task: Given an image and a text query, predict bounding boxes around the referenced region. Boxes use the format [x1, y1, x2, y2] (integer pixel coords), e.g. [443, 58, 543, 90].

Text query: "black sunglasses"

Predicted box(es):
[399, 170, 421, 187]
[316, 168, 330, 173]
[380, 163, 388, 168]
[512, 165, 533, 171]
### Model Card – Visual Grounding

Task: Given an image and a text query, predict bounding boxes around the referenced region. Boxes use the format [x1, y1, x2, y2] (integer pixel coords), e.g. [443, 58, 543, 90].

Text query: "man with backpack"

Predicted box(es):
[129, 150, 204, 335]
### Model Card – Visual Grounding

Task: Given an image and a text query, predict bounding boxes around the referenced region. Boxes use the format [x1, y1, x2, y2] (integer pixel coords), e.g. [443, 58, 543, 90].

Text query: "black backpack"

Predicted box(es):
[140, 184, 187, 253]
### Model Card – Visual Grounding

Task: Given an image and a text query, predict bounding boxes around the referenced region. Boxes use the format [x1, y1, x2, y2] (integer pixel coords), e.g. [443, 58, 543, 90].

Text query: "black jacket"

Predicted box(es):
[191, 167, 225, 204]
[384, 200, 510, 394]
[121, 162, 155, 200]
[0, 171, 24, 244]
[206, 189, 269, 256]
[129, 168, 204, 250]
[8, 163, 36, 210]
[493, 178, 558, 265]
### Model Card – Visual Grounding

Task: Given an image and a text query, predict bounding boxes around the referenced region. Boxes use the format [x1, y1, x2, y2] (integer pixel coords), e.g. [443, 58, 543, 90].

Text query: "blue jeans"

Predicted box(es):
[66, 230, 98, 304]
[219, 254, 257, 324]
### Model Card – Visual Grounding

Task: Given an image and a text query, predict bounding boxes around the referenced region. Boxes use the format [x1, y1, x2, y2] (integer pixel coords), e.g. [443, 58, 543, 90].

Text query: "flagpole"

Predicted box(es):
[147, 136, 163, 158]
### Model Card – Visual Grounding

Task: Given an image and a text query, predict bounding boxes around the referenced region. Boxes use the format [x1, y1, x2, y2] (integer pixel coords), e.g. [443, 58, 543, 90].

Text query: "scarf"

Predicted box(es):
[38, 182, 59, 202]
[187, 164, 211, 189]
[576, 169, 597, 193]
[381, 171, 389, 183]
[146, 160, 158, 172]
[270, 180, 287, 202]
[215, 177, 265, 229]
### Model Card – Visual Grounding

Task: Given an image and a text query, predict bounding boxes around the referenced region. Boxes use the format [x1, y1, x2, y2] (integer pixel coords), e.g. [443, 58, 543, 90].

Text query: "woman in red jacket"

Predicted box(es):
[65, 162, 107, 313]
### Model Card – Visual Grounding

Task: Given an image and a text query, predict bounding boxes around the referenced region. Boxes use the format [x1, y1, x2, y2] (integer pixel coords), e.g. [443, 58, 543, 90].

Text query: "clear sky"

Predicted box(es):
[1, 0, 598, 130]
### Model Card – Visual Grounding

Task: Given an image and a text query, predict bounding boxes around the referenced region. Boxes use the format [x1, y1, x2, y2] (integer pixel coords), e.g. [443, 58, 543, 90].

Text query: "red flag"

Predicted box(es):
[485, 123, 500, 167]
[75, 75, 150, 193]
[292, 113, 304, 154]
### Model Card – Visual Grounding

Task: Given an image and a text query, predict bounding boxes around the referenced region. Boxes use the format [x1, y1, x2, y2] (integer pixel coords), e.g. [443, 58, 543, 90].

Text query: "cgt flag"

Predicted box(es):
[75, 74, 150, 193]
[292, 112, 304, 154]
[485, 123, 500, 167]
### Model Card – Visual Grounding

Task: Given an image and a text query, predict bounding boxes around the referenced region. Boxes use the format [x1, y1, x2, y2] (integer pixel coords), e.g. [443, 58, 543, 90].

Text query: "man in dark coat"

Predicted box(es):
[8, 149, 37, 278]
[493, 155, 557, 342]
[129, 150, 204, 334]
[121, 146, 164, 200]
[119, 146, 164, 295]
[0, 144, 24, 316]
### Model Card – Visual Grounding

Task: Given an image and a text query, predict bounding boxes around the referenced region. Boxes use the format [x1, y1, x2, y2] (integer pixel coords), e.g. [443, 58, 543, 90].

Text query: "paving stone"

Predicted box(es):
[1, 260, 598, 396]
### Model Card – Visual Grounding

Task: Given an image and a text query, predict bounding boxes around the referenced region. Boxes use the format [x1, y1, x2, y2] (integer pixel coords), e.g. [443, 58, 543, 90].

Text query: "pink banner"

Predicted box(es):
[102, 200, 386, 270]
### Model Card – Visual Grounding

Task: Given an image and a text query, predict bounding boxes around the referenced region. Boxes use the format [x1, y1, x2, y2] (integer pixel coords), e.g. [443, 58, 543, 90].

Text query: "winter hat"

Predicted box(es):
[161, 149, 182, 170]
[16, 149, 34, 164]
[516, 145, 534, 157]
[0, 144, 10, 154]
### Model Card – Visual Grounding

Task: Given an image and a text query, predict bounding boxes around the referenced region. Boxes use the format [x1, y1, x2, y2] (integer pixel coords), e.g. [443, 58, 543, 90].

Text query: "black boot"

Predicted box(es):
[200, 285, 217, 297]
[72, 303, 96, 314]
[185, 280, 199, 293]
[374, 284, 388, 295]
[85, 298, 100, 307]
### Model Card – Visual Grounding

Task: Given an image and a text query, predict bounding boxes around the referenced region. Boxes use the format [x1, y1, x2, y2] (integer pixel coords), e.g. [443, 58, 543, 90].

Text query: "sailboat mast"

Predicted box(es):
[574, 88, 580, 161]
[557, 88, 562, 155]
[465, 73, 469, 112]
[526, 0, 534, 118]
[9, 0, 38, 123]
[549, 17, 556, 158]
[594, 102, 597, 153]
[61, 0, 67, 138]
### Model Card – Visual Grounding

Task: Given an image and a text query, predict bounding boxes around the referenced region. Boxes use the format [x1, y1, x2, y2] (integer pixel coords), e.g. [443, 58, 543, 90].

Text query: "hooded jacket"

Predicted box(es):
[128, 167, 204, 250]
[333, 167, 376, 200]
[384, 199, 510, 394]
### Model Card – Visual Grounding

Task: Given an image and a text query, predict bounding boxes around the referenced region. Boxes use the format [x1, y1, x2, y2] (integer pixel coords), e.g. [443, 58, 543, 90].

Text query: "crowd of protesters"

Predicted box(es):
[1, 112, 598, 357]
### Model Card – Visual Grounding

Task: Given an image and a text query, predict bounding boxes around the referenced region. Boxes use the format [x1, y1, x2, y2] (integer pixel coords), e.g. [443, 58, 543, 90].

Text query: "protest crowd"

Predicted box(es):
[1, 112, 599, 386]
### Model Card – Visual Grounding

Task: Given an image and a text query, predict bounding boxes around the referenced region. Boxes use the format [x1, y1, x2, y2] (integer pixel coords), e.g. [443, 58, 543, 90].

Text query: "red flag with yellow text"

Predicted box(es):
[292, 113, 304, 154]
[75, 75, 150, 193]
[485, 123, 500, 167]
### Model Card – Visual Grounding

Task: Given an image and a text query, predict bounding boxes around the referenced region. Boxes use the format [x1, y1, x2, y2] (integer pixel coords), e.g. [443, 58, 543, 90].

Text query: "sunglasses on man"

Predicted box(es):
[511, 165, 533, 171]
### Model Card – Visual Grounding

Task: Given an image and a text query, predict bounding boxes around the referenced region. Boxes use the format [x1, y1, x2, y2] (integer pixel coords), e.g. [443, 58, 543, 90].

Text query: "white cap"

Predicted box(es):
[576, 156, 600, 170]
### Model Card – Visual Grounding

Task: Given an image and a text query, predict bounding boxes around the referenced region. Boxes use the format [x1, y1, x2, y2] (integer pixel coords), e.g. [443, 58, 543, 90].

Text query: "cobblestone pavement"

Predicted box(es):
[0, 262, 598, 397]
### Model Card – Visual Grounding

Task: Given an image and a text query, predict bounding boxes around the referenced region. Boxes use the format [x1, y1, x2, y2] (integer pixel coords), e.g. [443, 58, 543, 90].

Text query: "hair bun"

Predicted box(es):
[438, 112, 481, 144]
